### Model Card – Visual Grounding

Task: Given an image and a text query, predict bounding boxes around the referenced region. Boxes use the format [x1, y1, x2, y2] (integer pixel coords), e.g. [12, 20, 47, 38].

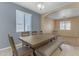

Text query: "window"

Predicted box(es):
[25, 13, 32, 32]
[16, 10, 32, 32]
[16, 10, 24, 32]
[60, 21, 71, 30]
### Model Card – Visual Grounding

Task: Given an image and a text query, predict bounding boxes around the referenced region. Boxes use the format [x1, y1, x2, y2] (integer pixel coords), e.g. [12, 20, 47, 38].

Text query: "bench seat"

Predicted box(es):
[35, 37, 64, 56]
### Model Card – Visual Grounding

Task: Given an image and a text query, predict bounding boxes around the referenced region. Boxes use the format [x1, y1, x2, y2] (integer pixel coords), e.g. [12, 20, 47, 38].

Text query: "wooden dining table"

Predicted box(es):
[19, 34, 55, 49]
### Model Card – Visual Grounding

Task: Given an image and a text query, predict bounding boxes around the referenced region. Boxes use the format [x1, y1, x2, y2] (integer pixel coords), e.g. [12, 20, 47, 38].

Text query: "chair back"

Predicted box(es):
[32, 31, 37, 35]
[8, 33, 18, 56]
[21, 32, 29, 36]
[52, 30, 60, 40]
[40, 31, 43, 34]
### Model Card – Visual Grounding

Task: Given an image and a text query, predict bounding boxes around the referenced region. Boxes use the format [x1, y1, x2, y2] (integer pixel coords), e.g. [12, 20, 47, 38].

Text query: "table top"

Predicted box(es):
[19, 34, 54, 48]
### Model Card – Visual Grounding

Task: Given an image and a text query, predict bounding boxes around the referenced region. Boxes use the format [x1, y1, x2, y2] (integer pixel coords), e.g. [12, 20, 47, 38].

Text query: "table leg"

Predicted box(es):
[30, 47, 36, 56]
[33, 50, 37, 56]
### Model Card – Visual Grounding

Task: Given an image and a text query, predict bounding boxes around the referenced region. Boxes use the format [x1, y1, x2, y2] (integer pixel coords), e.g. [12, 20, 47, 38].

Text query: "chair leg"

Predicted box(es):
[59, 47, 62, 51]
[13, 53, 14, 56]
[30, 52, 34, 56]
[13, 52, 15, 56]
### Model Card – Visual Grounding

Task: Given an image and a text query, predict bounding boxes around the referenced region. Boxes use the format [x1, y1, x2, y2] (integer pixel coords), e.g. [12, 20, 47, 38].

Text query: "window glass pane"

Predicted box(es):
[65, 21, 71, 30]
[25, 13, 32, 31]
[60, 21, 71, 30]
[60, 21, 65, 30]
[16, 10, 32, 32]
[16, 10, 24, 32]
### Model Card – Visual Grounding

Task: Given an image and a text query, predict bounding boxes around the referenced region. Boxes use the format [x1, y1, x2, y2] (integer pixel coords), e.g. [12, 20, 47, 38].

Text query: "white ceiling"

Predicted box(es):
[48, 8, 79, 19]
[14, 2, 72, 14]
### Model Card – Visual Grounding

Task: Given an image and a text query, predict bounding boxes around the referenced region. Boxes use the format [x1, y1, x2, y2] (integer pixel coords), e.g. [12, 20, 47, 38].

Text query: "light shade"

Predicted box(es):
[37, 3, 45, 10]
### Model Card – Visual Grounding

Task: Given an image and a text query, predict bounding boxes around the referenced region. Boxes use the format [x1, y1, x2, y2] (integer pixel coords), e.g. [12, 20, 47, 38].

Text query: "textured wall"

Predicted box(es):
[41, 16, 55, 34]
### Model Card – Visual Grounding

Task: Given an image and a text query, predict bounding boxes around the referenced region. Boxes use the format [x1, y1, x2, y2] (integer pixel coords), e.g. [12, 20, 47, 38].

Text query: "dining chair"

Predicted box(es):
[38, 31, 43, 34]
[40, 31, 43, 34]
[21, 32, 29, 37]
[21, 32, 31, 48]
[8, 33, 33, 56]
[52, 30, 60, 40]
[32, 31, 37, 35]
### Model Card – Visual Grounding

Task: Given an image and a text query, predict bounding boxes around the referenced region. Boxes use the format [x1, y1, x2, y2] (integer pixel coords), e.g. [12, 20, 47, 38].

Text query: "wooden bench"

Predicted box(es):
[35, 37, 64, 56]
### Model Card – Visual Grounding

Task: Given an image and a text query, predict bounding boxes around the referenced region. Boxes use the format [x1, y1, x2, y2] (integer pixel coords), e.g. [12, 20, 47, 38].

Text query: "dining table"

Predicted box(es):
[19, 34, 55, 49]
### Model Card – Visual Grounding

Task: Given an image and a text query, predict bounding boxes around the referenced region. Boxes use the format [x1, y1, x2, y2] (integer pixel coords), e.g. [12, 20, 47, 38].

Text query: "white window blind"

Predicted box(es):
[16, 10, 24, 32]
[25, 13, 32, 31]
[16, 10, 32, 32]
[60, 21, 71, 30]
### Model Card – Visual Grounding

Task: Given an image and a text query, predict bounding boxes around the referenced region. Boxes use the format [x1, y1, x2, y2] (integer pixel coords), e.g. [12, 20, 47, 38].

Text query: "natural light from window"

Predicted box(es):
[60, 21, 71, 30]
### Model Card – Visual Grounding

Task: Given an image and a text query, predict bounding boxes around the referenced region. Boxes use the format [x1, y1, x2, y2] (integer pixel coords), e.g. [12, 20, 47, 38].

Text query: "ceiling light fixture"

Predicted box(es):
[37, 3, 45, 10]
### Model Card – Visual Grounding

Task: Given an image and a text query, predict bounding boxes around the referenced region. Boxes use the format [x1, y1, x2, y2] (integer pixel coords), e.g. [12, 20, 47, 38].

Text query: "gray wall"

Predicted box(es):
[0, 2, 41, 49]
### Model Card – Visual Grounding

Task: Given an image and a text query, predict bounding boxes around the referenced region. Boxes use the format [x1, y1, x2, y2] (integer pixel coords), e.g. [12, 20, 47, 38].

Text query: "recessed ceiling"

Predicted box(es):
[14, 2, 72, 14]
[48, 8, 79, 19]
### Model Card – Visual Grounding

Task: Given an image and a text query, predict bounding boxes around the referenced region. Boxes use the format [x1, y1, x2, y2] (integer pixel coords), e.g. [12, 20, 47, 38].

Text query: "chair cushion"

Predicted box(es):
[35, 37, 64, 56]
[17, 46, 33, 56]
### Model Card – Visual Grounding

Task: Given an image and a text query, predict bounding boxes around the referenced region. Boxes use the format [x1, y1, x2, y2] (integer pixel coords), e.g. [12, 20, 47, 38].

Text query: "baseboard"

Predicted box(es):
[60, 35, 79, 38]
[0, 43, 22, 51]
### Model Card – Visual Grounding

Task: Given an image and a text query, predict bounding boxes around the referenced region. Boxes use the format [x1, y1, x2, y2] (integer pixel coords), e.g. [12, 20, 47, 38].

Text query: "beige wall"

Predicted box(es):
[41, 16, 55, 34]
[41, 2, 79, 35]
[55, 17, 79, 37]
[41, 16, 79, 37]
[41, 16, 79, 46]
[41, 3, 79, 46]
